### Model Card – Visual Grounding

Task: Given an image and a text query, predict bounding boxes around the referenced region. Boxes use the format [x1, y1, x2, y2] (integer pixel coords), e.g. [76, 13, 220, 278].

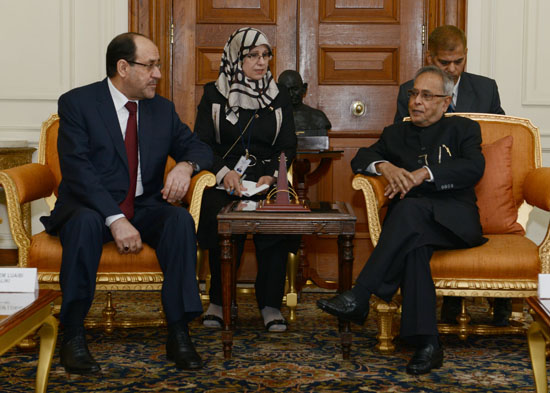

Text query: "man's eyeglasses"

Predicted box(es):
[407, 89, 448, 101]
[127, 60, 162, 72]
[244, 52, 273, 62]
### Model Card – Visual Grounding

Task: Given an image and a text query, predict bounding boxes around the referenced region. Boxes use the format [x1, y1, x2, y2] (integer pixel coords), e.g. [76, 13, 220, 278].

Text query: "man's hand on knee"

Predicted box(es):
[110, 217, 143, 254]
[377, 162, 416, 199]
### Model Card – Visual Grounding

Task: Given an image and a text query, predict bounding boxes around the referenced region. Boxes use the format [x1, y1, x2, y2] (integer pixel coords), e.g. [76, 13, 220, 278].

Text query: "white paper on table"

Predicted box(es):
[216, 180, 269, 197]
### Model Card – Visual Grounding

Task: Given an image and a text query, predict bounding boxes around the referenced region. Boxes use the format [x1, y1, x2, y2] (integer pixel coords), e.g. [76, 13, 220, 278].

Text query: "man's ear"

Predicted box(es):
[426, 51, 434, 65]
[301, 82, 308, 94]
[117, 59, 130, 78]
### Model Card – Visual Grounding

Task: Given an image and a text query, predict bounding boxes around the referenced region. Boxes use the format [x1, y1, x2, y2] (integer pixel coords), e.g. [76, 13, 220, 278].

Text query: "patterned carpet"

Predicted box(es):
[0, 291, 540, 392]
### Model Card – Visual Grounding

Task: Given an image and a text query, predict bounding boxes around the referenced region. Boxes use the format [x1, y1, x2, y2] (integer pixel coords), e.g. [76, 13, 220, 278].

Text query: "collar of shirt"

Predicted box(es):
[452, 76, 461, 107]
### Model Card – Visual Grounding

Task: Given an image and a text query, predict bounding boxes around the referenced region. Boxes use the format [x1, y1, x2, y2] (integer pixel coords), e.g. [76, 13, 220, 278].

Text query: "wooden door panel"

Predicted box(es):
[198, 0, 277, 24]
[320, 0, 399, 23]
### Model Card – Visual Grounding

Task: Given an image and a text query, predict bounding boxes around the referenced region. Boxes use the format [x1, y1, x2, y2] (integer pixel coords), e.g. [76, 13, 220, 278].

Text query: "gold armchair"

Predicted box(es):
[0, 114, 216, 332]
[352, 113, 550, 353]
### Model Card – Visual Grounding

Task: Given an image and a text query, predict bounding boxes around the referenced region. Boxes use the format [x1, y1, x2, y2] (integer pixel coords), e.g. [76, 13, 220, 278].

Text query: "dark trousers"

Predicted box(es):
[207, 234, 289, 309]
[58, 204, 202, 327]
[356, 197, 467, 338]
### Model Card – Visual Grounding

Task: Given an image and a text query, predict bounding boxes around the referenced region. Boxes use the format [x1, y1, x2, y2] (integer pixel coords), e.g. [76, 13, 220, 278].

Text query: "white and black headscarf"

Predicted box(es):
[215, 27, 279, 125]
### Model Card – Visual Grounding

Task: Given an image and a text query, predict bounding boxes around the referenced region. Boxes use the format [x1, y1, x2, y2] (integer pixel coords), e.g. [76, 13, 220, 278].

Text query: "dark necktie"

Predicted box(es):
[120, 101, 138, 220]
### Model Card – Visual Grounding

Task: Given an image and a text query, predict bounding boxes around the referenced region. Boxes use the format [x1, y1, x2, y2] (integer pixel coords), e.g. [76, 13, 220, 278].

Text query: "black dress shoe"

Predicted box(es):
[167, 327, 203, 370]
[60, 334, 100, 375]
[440, 296, 462, 324]
[316, 290, 369, 325]
[492, 298, 512, 327]
[406, 344, 443, 375]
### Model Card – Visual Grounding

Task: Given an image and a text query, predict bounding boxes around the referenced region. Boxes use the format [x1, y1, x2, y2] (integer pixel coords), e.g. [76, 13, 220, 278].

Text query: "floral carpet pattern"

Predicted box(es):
[0, 291, 541, 392]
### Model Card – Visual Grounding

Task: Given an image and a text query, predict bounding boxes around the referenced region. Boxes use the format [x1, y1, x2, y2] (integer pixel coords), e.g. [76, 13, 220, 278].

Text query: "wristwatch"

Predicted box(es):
[186, 161, 199, 172]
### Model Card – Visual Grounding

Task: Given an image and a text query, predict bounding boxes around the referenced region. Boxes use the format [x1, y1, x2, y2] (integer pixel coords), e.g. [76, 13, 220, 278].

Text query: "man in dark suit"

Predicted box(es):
[394, 25, 509, 326]
[318, 65, 486, 375]
[394, 25, 504, 123]
[41, 32, 213, 374]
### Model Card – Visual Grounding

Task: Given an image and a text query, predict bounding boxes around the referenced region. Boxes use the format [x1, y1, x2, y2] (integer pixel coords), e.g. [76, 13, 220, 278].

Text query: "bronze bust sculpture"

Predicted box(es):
[278, 70, 331, 136]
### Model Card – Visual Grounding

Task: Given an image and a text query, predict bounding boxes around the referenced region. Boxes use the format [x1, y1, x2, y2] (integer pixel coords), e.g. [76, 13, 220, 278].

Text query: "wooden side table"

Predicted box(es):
[527, 296, 550, 393]
[0, 289, 59, 393]
[217, 201, 356, 359]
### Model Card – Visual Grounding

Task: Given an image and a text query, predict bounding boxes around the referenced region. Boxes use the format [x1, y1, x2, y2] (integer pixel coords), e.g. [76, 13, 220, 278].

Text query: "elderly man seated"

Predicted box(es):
[318, 65, 486, 375]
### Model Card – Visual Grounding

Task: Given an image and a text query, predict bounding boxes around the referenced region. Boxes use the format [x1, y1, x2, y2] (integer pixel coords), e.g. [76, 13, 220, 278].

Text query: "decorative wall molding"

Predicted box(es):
[0, 126, 41, 146]
[522, 0, 550, 105]
[0, 0, 72, 101]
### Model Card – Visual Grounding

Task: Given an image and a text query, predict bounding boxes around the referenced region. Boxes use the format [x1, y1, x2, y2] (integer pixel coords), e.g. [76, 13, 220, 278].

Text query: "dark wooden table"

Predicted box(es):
[0, 289, 60, 393]
[217, 200, 356, 359]
[527, 296, 550, 393]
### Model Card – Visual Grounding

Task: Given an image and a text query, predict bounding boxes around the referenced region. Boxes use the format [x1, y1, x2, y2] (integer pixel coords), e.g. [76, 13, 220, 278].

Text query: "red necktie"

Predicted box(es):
[120, 101, 138, 220]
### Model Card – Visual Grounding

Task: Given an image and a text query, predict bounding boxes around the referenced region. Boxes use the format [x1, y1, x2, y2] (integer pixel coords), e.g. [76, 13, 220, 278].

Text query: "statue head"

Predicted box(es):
[278, 70, 307, 106]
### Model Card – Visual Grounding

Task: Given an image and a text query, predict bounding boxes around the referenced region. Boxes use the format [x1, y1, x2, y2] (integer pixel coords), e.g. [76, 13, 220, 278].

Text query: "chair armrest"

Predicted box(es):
[524, 167, 550, 211]
[352, 174, 389, 247]
[183, 170, 216, 232]
[0, 164, 56, 266]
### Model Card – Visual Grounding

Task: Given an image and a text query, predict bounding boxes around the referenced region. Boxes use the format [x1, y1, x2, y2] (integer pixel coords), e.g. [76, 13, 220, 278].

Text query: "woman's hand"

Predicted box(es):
[223, 170, 246, 197]
[256, 176, 275, 194]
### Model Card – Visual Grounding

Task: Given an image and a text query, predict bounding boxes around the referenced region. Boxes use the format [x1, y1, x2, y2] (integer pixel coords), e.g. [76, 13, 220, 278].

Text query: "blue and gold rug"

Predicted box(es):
[0, 292, 539, 392]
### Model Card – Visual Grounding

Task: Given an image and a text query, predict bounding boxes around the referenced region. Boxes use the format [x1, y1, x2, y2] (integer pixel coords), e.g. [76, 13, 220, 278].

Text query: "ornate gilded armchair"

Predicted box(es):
[352, 113, 550, 353]
[0, 114, 216, 332]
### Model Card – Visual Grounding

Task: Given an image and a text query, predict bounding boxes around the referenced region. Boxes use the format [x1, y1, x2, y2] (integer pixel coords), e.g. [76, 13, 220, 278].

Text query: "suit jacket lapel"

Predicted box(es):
[97, 79, 128, 167]
[138, 99, 153, 181]
[456, 73, 474, 112]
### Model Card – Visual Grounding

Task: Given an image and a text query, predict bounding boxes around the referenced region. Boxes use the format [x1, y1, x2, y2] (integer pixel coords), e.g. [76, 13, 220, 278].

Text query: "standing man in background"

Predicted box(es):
[394, 25, 508, 327]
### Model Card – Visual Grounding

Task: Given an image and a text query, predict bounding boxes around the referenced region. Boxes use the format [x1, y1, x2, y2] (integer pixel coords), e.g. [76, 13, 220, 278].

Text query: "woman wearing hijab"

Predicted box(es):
[195, 27, 297, 332]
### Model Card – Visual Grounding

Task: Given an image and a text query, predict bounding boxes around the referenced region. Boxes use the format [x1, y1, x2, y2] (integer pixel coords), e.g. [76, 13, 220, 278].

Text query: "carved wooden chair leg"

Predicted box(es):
[375, 297, 398, 354]
[286, 252, 299, 322]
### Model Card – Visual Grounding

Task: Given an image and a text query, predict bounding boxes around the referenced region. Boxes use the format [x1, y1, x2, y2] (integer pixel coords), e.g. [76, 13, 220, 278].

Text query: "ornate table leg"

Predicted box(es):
[527, 319, 549, 393]
[36, 315, 58, 393]
[220, 233, 233, 359]
[338, 234, 354, 359]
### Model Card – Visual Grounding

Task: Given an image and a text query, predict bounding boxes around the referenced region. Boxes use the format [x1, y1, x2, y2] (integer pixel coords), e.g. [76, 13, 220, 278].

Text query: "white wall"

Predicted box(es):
[468, 0, 550, 244]
[0, 0, 127, 247]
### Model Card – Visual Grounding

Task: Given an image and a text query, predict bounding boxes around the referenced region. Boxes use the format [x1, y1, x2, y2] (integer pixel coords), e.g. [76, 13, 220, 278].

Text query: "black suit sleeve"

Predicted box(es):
[489, 79, 505, 115]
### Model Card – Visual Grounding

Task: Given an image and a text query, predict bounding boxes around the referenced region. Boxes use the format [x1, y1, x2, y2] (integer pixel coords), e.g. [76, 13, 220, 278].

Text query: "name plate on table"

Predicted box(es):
[0, 292, 38, 315]
[0, 268, 38, 292]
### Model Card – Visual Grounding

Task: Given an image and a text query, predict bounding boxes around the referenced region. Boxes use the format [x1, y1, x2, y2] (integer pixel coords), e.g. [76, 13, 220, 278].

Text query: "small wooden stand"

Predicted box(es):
[256, 152, 310, 212]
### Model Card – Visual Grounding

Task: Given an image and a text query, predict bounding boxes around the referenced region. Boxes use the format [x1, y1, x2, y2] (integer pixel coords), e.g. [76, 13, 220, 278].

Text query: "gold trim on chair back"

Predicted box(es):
[39, 114, 61, 210]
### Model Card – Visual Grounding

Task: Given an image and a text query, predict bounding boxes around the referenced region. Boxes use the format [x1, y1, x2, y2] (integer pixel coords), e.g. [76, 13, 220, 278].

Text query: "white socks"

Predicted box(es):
[261, 306, 287, 332]
[203, 303, 223, 328]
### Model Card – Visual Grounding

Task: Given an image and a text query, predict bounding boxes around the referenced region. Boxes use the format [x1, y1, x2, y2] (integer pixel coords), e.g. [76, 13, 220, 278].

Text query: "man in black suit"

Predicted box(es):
[394, 25, 509, 326]
[41, 32, 213, 374]
[394, 25, 504, 122]
[318, 65, 486, 375]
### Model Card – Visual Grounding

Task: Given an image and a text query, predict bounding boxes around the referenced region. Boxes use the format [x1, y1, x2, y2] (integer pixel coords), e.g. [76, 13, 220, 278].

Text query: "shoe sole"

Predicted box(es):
[167, 352, 203, 370]
[61, 364, 101, 375]
[316, 300, 366, 326]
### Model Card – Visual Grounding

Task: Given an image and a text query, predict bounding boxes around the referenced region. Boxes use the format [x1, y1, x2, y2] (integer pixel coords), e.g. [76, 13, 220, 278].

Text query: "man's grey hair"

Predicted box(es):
[413, 65, 454, 96]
